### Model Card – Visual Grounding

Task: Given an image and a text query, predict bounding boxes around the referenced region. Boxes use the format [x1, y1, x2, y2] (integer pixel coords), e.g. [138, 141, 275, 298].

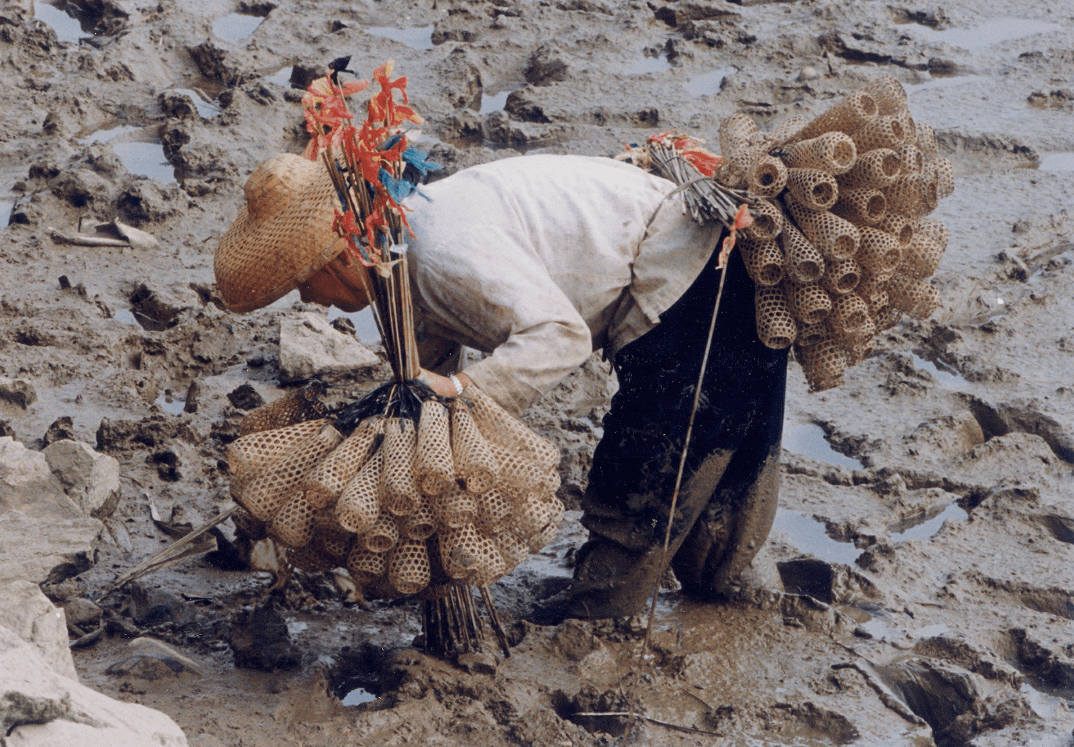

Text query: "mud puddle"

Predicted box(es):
[909, 19, 1062, 51]
[783, 423, 862, 469]
[212, 12, 264, 42]
[772, 509, 863, 565]
[364, 25, 435, 50]
[33, 0, 93, 44]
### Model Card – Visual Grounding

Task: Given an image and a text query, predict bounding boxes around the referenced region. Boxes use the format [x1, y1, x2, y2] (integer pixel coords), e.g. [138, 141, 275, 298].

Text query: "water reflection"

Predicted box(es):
[79, 124, 139, 145]
[326, 306, 382, 346]
[911, 19, 1060, 51]
[340, 687, 376, 706]
[166, 88, 220, 118]
[111, 142, 176, 183]
[685, 67, 736, 98]
[34, 0, 92, 44]
[479, 90, 512, 115]
[266, 66, 293, 88]
[624, 52, 671, 76]
[889, 503, 968, 543]
[909, 351, 966, 388]
[154, 393, 186, 415]
[782, 423, 863, 469]
[365, 25, 434, 50]
[1038, 153, 1074, 172]
[772, 509, 863, 565]
[213, 12, 264, 42]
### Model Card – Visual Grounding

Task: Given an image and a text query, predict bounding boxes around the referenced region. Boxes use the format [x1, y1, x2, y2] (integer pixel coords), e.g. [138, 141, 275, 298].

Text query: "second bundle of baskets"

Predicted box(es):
[718, 74, 953, 391]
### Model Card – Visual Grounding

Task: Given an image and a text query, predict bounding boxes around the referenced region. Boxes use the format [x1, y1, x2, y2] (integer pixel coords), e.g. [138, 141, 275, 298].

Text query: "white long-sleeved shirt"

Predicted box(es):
[404, 154, 722, 416]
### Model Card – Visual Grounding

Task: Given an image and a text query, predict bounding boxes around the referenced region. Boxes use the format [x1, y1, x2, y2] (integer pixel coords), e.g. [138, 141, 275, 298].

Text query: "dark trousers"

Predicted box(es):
[579, 243, 788, 605]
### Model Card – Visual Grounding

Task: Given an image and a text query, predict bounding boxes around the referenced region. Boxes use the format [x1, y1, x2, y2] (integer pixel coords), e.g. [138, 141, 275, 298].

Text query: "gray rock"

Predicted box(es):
[61, 597, 103, 630]
[278, 312, 380, 383]
[0, 581, 78, 680]
[0, 377, 37, 409]
[106, 637, 205, 679]
[0, 438, 103, 584]
[0, 437, 63, 512]
[43, 440, 121, 517]
[0, 625, 188, 746]
[0, 511, 102, 584]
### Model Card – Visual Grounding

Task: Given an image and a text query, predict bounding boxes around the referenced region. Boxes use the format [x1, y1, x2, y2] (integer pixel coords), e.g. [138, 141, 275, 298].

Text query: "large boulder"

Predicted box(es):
[0, 581, 77, 680]
[278, 312, 381, 383]
[0, 625, 188, 746]
[0, 438, 103, 584]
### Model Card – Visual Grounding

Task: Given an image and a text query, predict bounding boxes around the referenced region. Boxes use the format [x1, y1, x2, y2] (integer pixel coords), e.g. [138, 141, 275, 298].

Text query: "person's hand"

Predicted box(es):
[417, 369, 472, 398]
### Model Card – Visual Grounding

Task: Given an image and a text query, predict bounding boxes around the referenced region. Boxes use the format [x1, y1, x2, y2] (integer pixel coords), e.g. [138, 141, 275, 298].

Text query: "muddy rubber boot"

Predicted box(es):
[672, 449, 781, 599]
[529, 538, 665, 624]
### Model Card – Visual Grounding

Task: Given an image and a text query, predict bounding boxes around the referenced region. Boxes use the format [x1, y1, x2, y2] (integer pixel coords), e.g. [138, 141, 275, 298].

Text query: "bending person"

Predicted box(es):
[214, 152, 788, 621]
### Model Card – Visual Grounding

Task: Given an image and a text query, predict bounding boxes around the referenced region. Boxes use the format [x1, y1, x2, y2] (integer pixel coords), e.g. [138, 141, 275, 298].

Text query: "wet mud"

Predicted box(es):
[2, 0, 1074, 744]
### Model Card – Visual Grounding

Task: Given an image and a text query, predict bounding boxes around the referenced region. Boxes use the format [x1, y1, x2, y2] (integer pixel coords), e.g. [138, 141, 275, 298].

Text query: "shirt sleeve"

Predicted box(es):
[410, 222, 594, 417]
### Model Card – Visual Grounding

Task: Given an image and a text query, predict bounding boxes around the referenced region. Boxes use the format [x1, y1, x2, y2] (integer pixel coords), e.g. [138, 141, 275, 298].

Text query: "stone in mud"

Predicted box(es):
[776, 558, 882, 605]
[0, 438, 102, 583]
[524, 46, 569, 86]
[0, 510, 101, 584]
[0, 437, 67, 511]
[0, 377, 37, 409]
[278, 312, 381, 383]
[0, 581, 78, 680]
[128, 283, 197, 330]
[229, 605, 301, 671]
[43, 439, 121, 517]
[106, 637, 205, 679]
[226, 383, 265, 411]
[62, 597, 103, 630]
[0, 626, 189, 746]
[42, 417, 76, 446]
[127, 583, 195, 628]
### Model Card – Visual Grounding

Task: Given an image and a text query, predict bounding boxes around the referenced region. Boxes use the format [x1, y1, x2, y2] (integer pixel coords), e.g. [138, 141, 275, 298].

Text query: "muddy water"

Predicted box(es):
[2, 0, 1074, 744]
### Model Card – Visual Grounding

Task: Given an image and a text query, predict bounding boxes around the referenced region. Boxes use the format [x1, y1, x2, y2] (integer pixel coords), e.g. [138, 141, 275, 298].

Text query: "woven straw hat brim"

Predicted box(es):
[215, 154, 346, 313]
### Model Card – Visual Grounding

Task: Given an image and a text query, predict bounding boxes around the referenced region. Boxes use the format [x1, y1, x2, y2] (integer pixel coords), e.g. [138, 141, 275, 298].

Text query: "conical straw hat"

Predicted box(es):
[215, 153, 345, 312]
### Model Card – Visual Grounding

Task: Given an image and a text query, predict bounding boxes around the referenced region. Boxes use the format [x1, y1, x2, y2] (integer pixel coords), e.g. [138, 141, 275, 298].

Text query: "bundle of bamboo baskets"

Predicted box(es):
[226, 384, 563, 599]
[719, 74, 954, 390]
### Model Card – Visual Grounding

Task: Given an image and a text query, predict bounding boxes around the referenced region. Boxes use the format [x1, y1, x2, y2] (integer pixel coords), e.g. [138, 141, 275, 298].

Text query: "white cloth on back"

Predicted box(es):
[404, 154, 722, 416]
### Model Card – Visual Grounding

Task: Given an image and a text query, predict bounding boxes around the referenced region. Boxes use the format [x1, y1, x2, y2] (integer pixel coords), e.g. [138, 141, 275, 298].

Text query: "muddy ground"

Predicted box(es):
[2, 0, 1074, 744]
